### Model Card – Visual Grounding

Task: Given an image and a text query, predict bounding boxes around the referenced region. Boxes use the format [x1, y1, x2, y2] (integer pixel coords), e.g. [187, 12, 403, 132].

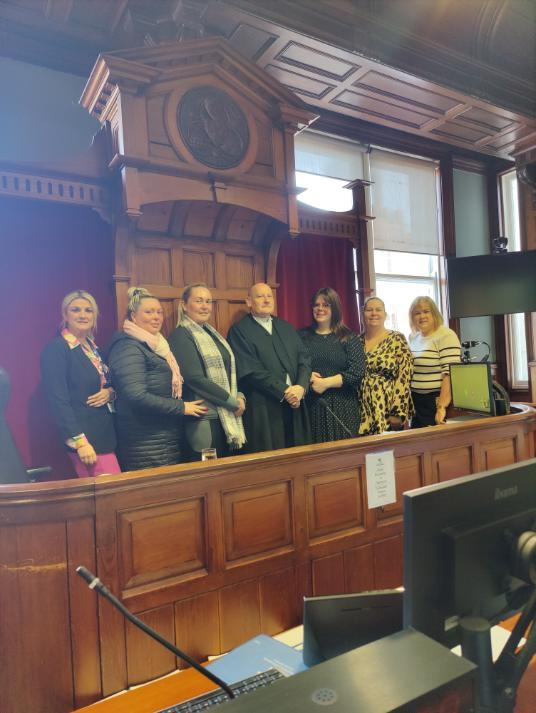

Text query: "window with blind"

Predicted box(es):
[368, 149, 442, 335]
[500, 170, 528, 389]
[294, 131, 364, 212]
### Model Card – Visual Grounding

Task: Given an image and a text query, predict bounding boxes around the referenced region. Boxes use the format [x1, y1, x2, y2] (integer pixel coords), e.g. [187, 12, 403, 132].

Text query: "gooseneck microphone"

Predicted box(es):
[76, 566, 235, 700]
[461, 340, 482, 348]
[317, 397, 355, 438]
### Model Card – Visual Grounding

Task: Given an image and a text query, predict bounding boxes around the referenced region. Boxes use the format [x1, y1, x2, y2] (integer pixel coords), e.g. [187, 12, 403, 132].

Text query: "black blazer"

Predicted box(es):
[40, 336, 116, 454]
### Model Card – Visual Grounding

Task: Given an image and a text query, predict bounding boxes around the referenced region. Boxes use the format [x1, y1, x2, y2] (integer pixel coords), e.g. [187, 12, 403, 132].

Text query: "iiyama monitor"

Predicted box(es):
[403, 458, 536, 648]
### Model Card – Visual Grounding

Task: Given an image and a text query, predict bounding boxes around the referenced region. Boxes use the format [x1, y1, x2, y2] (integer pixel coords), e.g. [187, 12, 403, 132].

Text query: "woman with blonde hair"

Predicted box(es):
[169, 283, 246, 459]
[40, 290, 120, 477]
[408, 295, 461, 427]
[358, 296, 413, 435]
[107, 287, 207, 471]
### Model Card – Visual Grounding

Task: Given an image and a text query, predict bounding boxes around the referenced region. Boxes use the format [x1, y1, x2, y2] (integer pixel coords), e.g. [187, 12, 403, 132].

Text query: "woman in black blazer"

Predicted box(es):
[40, 290, 120, 477]
[169, 283, 246, 460]
[107, 287, 207, 471]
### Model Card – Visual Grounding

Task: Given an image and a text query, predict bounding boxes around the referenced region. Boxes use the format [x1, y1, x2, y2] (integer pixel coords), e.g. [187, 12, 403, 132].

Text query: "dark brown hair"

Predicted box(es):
[308, 287, 352, 342]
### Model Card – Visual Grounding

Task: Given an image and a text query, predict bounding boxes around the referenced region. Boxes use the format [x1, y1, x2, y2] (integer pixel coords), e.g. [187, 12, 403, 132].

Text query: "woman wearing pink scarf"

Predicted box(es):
[107, 287, 207, 471]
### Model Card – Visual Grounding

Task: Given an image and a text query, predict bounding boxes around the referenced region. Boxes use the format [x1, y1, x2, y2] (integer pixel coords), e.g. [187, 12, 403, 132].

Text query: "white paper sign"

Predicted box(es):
[365, 450, 396, 508]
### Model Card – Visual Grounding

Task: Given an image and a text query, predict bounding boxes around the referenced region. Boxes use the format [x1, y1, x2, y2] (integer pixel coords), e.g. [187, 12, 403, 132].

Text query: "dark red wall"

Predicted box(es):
[0, 197, 116, 479]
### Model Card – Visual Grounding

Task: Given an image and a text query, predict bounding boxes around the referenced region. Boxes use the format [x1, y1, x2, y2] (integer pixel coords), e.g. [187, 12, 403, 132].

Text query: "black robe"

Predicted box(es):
[227, 314, 311, 453]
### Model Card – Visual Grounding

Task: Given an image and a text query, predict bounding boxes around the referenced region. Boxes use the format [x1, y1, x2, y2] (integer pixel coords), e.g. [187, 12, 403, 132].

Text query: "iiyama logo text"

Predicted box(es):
[494, 486, 518, 500]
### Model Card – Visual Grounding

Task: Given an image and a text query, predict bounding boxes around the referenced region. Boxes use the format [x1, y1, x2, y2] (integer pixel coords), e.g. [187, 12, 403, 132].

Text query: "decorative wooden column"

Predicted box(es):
[81, 38, 317, 333]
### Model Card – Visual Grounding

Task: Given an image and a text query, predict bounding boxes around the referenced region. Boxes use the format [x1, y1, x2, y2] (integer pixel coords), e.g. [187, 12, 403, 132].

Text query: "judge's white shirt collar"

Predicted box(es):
[252, 314, 273, 334]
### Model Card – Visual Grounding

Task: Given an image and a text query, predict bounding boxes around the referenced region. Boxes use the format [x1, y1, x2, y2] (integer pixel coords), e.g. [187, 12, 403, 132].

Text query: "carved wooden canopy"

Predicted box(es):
[81, 37, 319, 333]
[81, 37, 318, 231]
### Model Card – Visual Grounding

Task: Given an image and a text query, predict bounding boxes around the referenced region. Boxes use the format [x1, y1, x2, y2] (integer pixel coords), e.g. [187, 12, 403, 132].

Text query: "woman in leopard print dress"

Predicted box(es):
[358, 297, 413, 435]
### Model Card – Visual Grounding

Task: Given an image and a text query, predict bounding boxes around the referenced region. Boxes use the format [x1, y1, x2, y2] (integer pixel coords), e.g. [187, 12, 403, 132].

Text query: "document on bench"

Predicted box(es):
[206, 634, 306, 683]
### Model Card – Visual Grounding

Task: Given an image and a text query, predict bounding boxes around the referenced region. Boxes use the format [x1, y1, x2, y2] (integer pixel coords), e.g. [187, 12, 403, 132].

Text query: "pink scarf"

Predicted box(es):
[123, 320, 183, 398]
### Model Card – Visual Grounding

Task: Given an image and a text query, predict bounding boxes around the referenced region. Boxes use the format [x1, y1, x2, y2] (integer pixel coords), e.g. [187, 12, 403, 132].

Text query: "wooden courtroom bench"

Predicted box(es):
[1, 405, 535, 713]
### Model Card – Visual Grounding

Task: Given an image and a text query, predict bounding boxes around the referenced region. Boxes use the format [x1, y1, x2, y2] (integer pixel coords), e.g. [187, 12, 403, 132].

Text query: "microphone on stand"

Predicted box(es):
[76, 566, 235, 701]
[461, 340, 482, 348]
[317, 397, 356, 438]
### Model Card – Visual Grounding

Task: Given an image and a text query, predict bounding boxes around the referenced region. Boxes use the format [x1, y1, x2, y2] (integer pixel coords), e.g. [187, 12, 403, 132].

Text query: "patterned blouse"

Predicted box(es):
[358, 330, 413, 435]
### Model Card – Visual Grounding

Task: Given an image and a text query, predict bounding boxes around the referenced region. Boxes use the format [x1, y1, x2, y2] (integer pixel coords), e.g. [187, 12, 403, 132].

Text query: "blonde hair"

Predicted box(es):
[61, 290, 99, 334]
[409, 296, 443, 333]
[176, 283, 211, 325]
[126, 286, 156, 320]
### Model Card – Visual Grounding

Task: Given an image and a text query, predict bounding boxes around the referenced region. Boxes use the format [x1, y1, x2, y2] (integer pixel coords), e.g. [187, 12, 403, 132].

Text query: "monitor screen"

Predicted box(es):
[302, 589, 403, 666]
[450, 363, 495, 416]
[403, 459, 536, 648]
[447, 250, 536, 318]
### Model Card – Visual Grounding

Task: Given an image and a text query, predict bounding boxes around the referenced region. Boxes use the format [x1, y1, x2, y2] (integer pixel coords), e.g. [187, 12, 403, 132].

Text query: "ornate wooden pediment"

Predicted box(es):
[81, 37, 318, 231]
[81, 37, 317, 333]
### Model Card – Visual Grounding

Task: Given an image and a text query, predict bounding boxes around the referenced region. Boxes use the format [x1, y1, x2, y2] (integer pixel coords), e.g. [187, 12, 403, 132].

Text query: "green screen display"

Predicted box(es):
[450, 363, 494, 415]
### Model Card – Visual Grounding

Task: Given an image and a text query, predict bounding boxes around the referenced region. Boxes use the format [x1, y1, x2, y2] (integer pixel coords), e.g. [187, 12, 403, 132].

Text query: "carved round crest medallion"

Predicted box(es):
[177, 86, 250, 169]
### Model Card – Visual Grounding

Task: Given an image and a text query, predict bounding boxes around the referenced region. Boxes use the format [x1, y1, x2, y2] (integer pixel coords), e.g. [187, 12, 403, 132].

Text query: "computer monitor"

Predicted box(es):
[302, 589, 403, 666]
[403, 458, 536, 649]
[450, 362, 495, 416]
[447, 250, 536, 318]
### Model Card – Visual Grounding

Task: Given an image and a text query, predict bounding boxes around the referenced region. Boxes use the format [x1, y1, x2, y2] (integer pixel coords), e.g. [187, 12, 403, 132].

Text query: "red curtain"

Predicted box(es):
[0, 197, 115, 479]
[276, 234, 360, 332]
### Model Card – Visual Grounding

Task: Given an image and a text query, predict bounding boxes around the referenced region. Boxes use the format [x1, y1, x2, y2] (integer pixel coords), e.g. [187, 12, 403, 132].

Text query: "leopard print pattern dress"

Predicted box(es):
[358, 331, 413, 435]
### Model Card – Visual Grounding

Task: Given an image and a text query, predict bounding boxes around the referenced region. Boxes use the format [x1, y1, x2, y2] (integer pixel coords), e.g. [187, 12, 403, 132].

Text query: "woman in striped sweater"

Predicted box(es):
[408, 296, 461, 428]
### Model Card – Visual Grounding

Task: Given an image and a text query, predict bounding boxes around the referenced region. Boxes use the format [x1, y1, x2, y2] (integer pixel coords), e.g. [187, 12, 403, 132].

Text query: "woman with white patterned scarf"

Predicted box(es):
[169, 284, 246, 459]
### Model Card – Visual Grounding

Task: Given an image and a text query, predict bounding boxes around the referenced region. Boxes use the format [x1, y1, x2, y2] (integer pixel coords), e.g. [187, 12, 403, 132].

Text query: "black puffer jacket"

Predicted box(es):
[107, 332, 184, 471]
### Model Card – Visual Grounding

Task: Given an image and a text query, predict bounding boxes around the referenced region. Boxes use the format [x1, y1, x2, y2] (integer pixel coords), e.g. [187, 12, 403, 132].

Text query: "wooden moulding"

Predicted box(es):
[0, 406, 535, 712]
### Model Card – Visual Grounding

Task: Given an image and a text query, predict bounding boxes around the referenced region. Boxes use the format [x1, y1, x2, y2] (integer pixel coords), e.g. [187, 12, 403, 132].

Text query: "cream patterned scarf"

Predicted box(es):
[179, 315, 246, 449]
[123, 320, 183, 398]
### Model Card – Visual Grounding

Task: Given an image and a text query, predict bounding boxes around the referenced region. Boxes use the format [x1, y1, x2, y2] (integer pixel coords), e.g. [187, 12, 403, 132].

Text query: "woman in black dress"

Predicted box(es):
[299, 287, 365, 443]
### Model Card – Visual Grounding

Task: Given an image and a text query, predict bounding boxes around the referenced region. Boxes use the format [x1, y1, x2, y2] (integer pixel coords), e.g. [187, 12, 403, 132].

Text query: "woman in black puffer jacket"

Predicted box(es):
[107, 287, 207, 471]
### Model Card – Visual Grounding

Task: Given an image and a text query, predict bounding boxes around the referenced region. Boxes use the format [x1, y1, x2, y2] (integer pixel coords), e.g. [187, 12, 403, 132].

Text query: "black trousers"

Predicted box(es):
[411, 390, 440, 428]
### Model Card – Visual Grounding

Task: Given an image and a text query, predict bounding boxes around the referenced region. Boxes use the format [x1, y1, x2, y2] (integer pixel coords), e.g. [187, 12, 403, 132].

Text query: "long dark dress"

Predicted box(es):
[299, 330, 366, 443]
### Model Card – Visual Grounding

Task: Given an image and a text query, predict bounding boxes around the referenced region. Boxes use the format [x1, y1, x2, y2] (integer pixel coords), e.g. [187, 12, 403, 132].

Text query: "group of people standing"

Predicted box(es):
[40, 283, 461, 478]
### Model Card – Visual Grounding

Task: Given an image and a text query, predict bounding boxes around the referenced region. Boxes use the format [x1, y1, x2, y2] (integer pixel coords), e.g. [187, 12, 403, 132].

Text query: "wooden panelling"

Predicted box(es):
[373, 535, 404, 590]
[432, 445, 473, 482]
[0, 523, 74, 713]
[482, 437, 517, 470]
[219, 579, 261, 651]
[222, 481, 293, 563]
[175, 591, 220, 668]
[133, 247, 172, 284]
[225, 254, 255, 288]
[67, 518, 101, 710]
[344, 543, 375, 593]
[1, 406, 534, 712]
[119, 498, 207, 591]
[306, 468, 364, 539]
[182, 250, 215, 287]
[312, 552, 346, 596]
[259, 567, 299, 635]
[126, 605, 176, 685]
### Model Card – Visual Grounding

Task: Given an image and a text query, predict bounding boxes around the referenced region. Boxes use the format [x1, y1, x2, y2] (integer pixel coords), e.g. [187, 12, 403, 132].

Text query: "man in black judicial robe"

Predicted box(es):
[228, 283, 311, 453]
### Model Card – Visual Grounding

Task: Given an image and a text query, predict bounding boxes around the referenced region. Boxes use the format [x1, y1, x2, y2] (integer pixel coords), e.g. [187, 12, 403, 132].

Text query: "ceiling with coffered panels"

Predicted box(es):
[0, 0, 534, 158]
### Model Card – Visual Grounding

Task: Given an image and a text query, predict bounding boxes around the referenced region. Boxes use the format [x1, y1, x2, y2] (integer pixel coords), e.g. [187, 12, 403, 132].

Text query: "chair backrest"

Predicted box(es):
[0, 367, 29, 484]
